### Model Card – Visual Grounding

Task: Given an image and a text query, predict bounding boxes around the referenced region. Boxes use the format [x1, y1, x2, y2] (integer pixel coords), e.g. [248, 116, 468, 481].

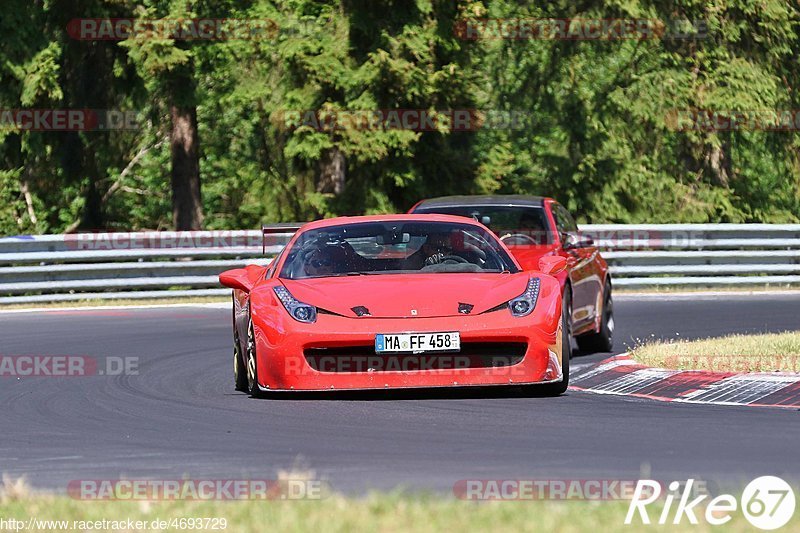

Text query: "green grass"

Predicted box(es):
[630, 331, 800, 372]
[2, 490, 795, 533]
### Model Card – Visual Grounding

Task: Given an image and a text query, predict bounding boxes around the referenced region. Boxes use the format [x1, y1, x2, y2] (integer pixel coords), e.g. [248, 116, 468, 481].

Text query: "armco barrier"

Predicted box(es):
[582, 224, 800, 288]
[0, 224, 798, 303]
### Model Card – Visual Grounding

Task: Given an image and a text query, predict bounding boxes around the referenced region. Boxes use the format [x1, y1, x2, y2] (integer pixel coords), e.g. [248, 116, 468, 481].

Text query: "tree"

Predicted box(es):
[2, 0, 798, 235]
[121, 0, 204, 230]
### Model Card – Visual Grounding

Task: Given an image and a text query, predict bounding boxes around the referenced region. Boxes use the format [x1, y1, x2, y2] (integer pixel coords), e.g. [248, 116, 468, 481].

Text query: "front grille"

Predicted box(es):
[304, 342, 526, 373]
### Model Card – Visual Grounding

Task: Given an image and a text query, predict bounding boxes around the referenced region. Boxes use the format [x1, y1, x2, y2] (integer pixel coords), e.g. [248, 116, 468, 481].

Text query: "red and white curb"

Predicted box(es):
[570, 355, 800, 409]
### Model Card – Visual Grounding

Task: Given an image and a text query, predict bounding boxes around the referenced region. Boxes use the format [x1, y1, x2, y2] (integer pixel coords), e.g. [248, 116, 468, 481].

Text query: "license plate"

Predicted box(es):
[375, 332, 460, 354]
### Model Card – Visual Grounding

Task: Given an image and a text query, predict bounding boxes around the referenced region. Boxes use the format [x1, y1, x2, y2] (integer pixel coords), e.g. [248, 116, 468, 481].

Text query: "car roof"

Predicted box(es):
[297, 213, 490, 232]
[413, 195, 549, 209]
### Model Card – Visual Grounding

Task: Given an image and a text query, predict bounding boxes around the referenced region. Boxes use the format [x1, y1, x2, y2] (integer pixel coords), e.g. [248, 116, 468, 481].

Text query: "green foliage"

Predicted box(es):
[1, 0, 799, 234]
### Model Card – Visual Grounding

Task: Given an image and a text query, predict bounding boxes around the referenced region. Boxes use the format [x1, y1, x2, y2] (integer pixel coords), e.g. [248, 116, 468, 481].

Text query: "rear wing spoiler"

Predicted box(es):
[261, 223, 304, 255]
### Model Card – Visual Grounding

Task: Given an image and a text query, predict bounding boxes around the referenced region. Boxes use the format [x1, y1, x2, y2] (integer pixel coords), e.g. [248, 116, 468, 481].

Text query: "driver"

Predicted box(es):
[422, 233, 454, 265]
[302, 247, 335, 277]
[405, 232, 458, 269]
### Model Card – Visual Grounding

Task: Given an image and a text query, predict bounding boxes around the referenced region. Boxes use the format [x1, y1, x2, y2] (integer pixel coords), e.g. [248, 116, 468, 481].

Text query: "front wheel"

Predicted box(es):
[576, 279, 614, 353]
[233, 329, 248, 392]
[540, 290, 571, 396]
[245, 317, 263, 397]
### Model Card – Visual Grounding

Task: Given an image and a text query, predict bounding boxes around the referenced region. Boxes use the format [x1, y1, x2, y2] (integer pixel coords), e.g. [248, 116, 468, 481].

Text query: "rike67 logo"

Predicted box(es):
[626, 477, 796, 530]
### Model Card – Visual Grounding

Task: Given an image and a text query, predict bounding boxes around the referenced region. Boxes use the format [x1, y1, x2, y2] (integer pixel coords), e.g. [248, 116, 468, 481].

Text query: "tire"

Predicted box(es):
[245, 317, 263, 397]
[540, 290, 571, 396]
[233, 329, 248, 392]
[576, 279, 614, 353]
[563, 288, 573, 360]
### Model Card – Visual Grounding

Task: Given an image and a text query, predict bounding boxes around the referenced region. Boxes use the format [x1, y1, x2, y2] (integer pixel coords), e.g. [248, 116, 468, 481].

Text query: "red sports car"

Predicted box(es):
[409, 196, 613, 354]
[219, 214, 570, 395]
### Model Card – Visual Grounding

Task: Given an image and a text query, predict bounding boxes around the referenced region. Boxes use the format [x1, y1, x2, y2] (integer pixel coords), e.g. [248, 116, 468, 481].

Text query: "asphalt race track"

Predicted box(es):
[1, 293, 799, 494]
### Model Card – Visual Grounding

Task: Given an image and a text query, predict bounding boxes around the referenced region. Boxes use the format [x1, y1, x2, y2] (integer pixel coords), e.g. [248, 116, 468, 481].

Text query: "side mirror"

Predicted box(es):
[539, 255, 567, 276]
[219, 268, 256, 292]
[563, 232, 594, 249]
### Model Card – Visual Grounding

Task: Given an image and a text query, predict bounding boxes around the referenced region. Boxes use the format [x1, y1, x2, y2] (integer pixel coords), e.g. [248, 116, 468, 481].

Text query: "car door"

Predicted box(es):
[552, 203, 602, 334]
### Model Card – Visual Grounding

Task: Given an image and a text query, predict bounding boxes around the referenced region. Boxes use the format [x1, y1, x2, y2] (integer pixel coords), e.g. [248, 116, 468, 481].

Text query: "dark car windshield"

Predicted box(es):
[279, 221, 520, 279]
[412, 205, 553, 245]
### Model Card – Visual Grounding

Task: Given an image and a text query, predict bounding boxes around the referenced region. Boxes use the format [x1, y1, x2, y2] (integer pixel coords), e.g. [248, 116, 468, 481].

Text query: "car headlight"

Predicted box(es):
[508, 278, 540, 317]
[274, 286, 317, 323]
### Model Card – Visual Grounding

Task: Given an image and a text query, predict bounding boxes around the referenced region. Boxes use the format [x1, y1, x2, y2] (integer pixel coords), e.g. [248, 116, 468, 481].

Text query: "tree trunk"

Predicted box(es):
[316, 147, 346, 194]
[170, 104, 203, 230]
[707, 142, 730, 188]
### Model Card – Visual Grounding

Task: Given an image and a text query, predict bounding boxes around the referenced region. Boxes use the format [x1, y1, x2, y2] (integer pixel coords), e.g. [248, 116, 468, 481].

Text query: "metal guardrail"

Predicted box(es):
[583, 224, 800, 288]
[0, 224, 799, 304]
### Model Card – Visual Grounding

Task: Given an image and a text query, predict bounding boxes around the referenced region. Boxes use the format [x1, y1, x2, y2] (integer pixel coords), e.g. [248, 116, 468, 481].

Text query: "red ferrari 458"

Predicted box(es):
[219, 214, 571, 395]
[410, 196, 614, 355]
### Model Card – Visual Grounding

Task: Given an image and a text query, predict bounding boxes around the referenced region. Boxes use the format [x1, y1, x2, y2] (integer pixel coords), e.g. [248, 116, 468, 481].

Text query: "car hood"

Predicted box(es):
[280, 273, 530, 318]
[504, 243, 560, 271]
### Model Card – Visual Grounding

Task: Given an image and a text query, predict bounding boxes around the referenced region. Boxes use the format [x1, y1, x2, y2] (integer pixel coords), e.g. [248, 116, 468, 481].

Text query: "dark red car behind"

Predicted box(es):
[410, 195, 614, 354]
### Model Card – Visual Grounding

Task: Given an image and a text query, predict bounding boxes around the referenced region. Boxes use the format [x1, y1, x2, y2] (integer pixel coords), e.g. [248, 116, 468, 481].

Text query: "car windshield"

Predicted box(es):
[413, 205, 553, 245]
[279, 221, 520, 279]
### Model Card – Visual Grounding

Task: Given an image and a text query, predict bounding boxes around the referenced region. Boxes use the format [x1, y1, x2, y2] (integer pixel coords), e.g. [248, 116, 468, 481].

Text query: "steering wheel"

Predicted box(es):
[439, 254, 469, 264]
[500, 233, 538, 246]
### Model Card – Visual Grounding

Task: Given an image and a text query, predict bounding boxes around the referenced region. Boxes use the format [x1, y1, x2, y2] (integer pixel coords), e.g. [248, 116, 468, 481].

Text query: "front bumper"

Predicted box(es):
[253, 304, 562, 392]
